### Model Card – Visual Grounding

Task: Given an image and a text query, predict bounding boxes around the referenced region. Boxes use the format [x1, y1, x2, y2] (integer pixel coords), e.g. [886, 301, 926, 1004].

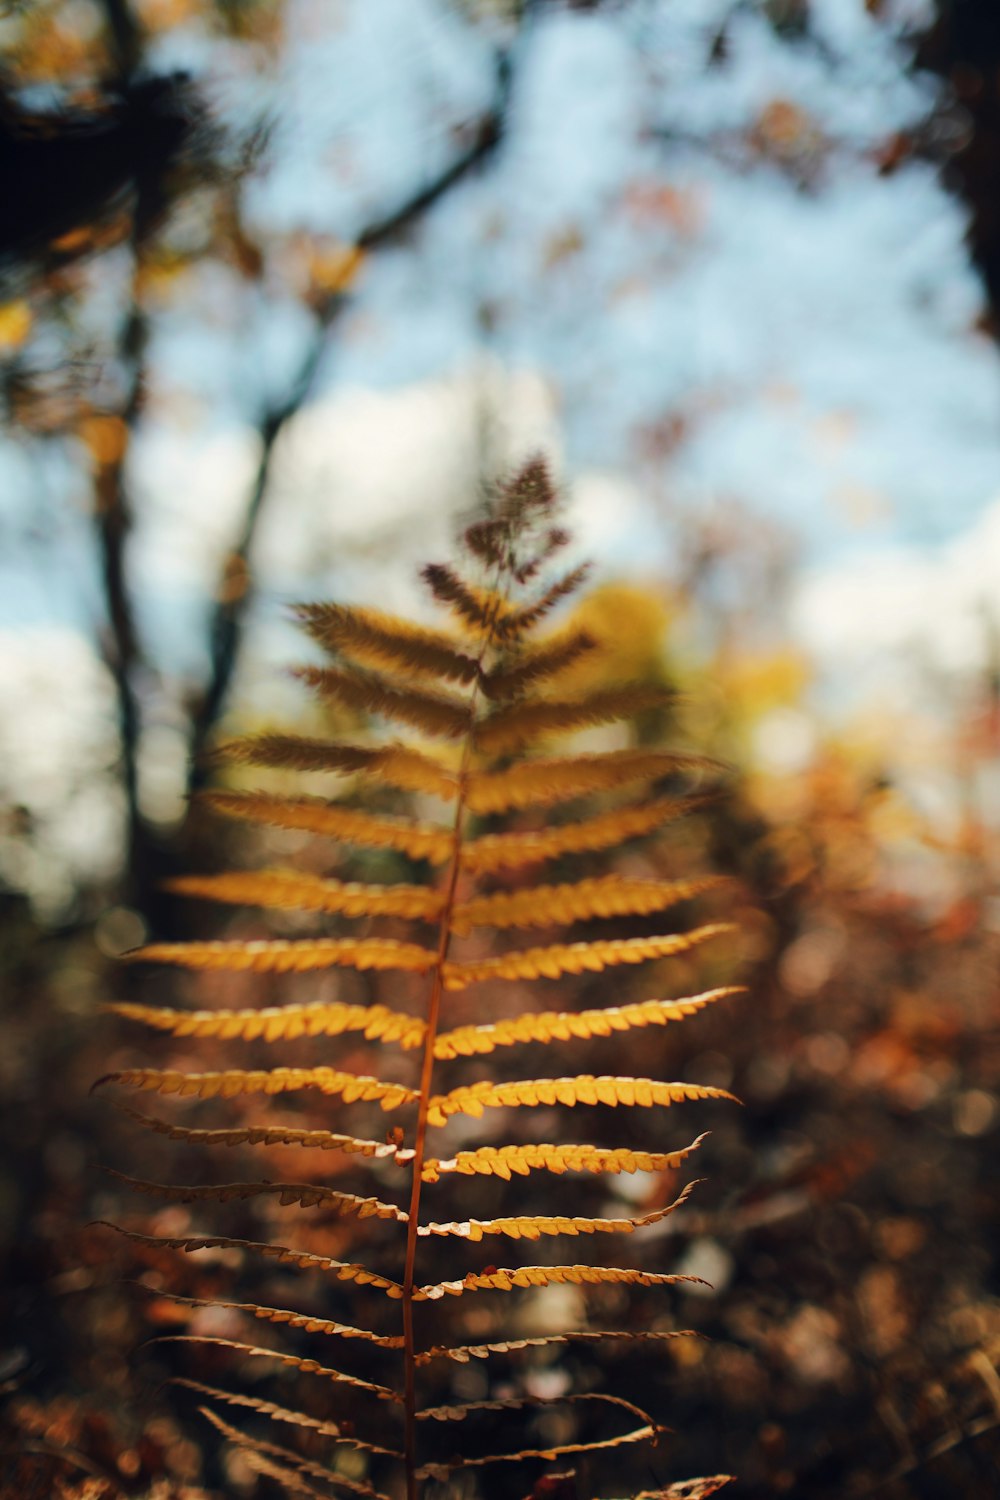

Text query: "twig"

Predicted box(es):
[186, 73, 510, 789]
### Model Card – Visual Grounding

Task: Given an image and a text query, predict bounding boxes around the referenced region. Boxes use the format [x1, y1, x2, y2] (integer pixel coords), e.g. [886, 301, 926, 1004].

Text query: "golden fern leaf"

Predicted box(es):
[421, 1134, 708, 1182]
[434, 988, 742, 1058]
[166, 870, 444, 923]
[124, 936, 438, 977]
[421, 564, 519, 640]
[501, 563, 591, 637]
[416, 1181, 696, 1241]
[242, 1451, 383, 1500]
[217, 736, 458, 800]
[479, 628, 596, 700]
[442, 923, 735, 988]
[172, 1379, 349, 1440]
[415, 1329, 701, 1363]
[201, 1410, 396, 1500]
[464, 749, 717, 814]
[151, 1337, 401, 1399]
[198, 792, 453, 863]
[416, 1265, 705, 1299]
[460, 794, 705, 872]
[110, 999, 427, 1047]
[427, 1075, 737, 1125]
[109, 1102, 412, 1160]
[96, 1065, 417, 1106]
[151, 1290, 404, 1347]
[95, 1224, 404, 1295]
[450, 875, 728, 936]
[107, 1171, 406, 1217]
[294, 664, 469, 739]
[473, 684, 674, 755]
[294, 600, 478, 685]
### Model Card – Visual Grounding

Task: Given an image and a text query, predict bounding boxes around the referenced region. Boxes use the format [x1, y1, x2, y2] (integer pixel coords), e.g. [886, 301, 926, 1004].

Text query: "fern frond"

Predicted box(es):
[421, 1134, 708, 1182]
[427, 1075, 737, 1125]
[630, 1478, 735, 1499]
[150, 1290, 404, 1347]
[416, 1181, 697, 1241]
[124, 936, 438, 976]
[96, 1065, 417, 1106]
[295, 665, 469, 739]
[464, 749, 717, 814]
[108, 1172, 406, 1217]
[501, 563, 591, 637]
[110, 999, 427, 1047]
[415, 1329, 701, 1364]
[460, 795, 705, 873]
[217, 736, 458, 800]
[166, 870, 444, 924]
[110, 1102, 411, 1160]
[201, 1410, 396, 1500]
[416, 1266, 704, 1300]
[479, 629, 596, 701]
[434, 988, 741, 1058]
[417, 1391, 654, 1426]
[199, 792, 453, 864]
[294, 600, 478, 685]
[442, 923, 735, 988]
[421, 565, 517, 640]
[473, 685, 673, 755]
[416, 1421, 658, 1479]
[450, 876, 728, 936]
[172, 1379, 348, 1440]
[149, 1336, 401, 1399]
[95, 1223, 404, 1295]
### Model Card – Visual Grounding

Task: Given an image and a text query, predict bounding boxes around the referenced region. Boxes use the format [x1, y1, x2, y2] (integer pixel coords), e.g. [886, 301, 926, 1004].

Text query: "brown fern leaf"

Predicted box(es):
[629, 1479, 735, 1499]
[295, 665, 469, 739]
[151, 1290, 404, 1347]
[501, 563, 591, 637]
[95, 1224, 404, 1295]
[166, 870, 444, 923]
[434, 989, 741, 1058]
[95, 1065, 417, 1106]
[172, 1379, 348, 1440]
[460, 794, 707, 872]
[421, 564, 518, 640]
[149, 1337, 401, 1399]
[109, 1102, 412, 1160]
[415, 1329, 702, 1364]
[294, 600, 478, 685]
[417, 1390, 654, 1425]
[108, 1171, 407, 1217]
[427, 1076, 737, 1125]
[464, 749, 718, 815]
[217, 736, 458, 799]
[474, 684, 672, 755]
[479, 628, 596, 700]
[124, 936, 438, 976]
[198, 792, 453, 863]
[421, 1134, 708, 1182]
[201, 1409, 396, 1499]
[450, 876, 728, 936]
[416, 1266, 705, 1300]
[110, 999, 427, 1047]
[416, 1181, 697, 1241]
[416, 1420, 659, 1479]
[443, 924, 735, 988]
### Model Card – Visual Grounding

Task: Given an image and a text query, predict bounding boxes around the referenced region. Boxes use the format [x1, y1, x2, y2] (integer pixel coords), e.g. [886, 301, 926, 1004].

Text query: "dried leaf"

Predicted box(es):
[450, 876, 728, 936]
[422, 1134, 708, 1183]
[417, 1391, 654, 1426]
[96, 1065, 416, 1107]
[295, 600, 478, 685]
[172, 1378, 347, 1439]
[416, 1422, 658, 1477]
[480, 629, 596, 701]
[474, 685, 673, 755]
[416, 1328, 702, 1362]
[295, 664, 469, 738]
[110, 998, 427, 1048]
[465, 749, 718, 814]
[416, 1181, 697, 1241]
[108, 1102, 411, 1160]
[443, 923, 735, 988]
[417, 1264, 707, 1300]
[427, 1075, 738, 1126]
[201, 1408, 395, 1499]
[124, 935, 438, 977]
[166, 869, 444, 924]
[217, 735, 458, 799]
[148, 1336, 400, 1399]
[435, 988, 741, 1058]
[460, 795, 706, 872]
[148, 1289, 404, 1347]
[107, 1170, 406, 1218]
[198, 792, 453, 863]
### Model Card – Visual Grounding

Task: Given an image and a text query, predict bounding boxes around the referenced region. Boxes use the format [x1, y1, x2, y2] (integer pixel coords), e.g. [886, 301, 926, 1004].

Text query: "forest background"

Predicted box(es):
[1, 1, 1000, 1497]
